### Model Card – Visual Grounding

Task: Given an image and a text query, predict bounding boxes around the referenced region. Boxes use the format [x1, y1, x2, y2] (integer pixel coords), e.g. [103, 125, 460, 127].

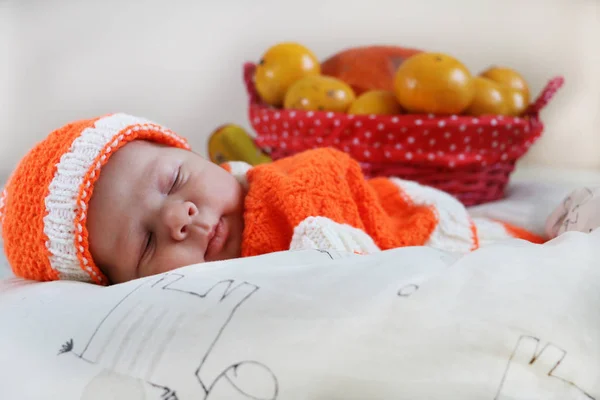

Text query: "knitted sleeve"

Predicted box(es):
[240, 148, 386, 258]
[289, 216, 381, 255]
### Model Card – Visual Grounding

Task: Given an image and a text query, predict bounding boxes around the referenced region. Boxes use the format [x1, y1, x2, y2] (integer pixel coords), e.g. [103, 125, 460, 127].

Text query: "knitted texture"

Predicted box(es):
[289, 216, 381, 255]
[0, 113, 189, 284]
[236, 148, 544, 258]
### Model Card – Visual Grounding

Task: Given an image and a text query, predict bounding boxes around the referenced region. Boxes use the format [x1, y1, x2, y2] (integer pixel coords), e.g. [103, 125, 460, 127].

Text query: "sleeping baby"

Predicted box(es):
[0, 113, 592, 285]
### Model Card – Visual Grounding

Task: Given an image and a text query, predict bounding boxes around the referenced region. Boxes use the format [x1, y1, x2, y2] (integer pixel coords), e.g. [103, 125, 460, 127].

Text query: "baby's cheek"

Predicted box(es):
[153, 246, 206, 275]
[218, 180, 245, 213]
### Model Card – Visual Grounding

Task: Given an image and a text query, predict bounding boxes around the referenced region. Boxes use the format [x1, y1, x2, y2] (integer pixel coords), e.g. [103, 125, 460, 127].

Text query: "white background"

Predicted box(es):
[1, 0, 599, 177]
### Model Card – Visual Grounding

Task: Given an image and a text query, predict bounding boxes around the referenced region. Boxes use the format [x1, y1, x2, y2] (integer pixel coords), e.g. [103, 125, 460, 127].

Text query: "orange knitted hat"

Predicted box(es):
[0, 113, 190, 285]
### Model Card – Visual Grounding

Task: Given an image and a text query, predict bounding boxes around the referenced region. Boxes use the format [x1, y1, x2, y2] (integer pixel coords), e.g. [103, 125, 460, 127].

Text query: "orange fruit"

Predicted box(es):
[503, 88, 529, 116]
[393, 52, 475, 115]
[284, 75, 356, 113]
[348, 90, 402, 115]
[254, 42, 321, 107]
[480, 66, 530, 106]
[321, 45, 423, 95]
[465, 77, 510, 116]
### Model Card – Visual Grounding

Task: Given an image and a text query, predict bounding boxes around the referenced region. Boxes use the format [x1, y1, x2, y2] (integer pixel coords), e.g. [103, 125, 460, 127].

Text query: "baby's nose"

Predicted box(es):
[163, 201, 199, 241]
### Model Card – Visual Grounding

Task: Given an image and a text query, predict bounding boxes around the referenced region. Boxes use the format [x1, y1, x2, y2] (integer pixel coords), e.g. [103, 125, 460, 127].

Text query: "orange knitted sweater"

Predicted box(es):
[223, 148, 544, 258]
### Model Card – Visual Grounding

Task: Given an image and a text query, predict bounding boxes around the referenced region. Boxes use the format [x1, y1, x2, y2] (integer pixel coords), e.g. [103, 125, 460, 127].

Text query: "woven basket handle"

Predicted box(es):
[525, 76, 564, 116]
[244, 63, 262, 105]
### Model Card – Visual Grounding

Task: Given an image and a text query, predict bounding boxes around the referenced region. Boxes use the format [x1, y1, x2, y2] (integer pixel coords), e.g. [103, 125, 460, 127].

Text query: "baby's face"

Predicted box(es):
[87, 140, 245, 284]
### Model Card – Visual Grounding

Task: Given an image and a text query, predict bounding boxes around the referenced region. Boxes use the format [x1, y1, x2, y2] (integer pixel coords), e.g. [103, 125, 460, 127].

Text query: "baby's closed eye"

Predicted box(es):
[168, 165, 183, 194]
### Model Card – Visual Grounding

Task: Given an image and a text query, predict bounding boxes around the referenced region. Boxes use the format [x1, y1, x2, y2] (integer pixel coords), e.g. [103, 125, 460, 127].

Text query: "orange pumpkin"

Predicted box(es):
[321, 45, 423, 95]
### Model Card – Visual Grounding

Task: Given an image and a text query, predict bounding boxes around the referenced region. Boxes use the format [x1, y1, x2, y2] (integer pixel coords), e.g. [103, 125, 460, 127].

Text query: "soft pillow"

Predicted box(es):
[0, 232, 598, 399]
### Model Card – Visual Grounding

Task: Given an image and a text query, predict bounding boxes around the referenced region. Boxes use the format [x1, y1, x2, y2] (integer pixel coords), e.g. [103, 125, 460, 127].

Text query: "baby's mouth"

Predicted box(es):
[205, 217, 228, 259]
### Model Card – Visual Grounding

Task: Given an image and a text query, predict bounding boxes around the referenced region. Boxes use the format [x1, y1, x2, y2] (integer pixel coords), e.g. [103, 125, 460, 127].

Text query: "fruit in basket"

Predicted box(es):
[480, 66, 530, 115]
[464, 77, 510, 116]
[254, 42, 321, 107]
[393, 52, 475, 115]
[480, 66, 530, 105]
[284, 75, 356, 112]
[208, 124, 272, 166]
[502, 88, 529, 116]
[348, 90, 402, 115]
[321, 45, 423, 95]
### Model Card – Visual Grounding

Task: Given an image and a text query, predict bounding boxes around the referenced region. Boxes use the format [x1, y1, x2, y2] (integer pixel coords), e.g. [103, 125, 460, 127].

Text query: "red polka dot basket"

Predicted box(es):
[243, 63, 564, 206]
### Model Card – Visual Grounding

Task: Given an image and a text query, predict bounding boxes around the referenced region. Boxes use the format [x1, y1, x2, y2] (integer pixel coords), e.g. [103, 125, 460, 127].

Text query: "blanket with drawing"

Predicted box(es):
[229, 148, 543, 258]
[0, 229, 598, 399]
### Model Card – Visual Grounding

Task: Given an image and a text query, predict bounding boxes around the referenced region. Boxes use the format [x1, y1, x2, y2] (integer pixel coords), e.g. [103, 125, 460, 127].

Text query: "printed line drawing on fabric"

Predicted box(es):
[561, 187, 594, 232]
[58, 273, 279, 400]
[397, 284, 420, 297]
[495, 335, 594, 399]
[315, 249, 334, 260]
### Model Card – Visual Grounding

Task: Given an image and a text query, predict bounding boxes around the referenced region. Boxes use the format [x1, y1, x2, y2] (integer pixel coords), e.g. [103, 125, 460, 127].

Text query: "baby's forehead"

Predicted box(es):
[125, 139, 173, 152]
[111, 140, 181, 167]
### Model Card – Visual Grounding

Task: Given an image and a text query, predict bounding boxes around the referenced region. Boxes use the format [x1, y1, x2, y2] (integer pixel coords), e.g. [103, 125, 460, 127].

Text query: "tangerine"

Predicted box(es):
[480, 66, 530, 105]
[480, 66, 530, 116]
[348, 90, 402, 115]
[503, 88, 529, 116]
[393, 52, 475, 115]
[284, 75, 356, 113]
[465, 77, 510, 116]
[254, 42, 321, 107]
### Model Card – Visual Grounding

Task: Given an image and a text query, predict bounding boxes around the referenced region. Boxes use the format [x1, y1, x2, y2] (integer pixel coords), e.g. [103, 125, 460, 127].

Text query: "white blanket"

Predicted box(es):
[0, 230, 598, 399]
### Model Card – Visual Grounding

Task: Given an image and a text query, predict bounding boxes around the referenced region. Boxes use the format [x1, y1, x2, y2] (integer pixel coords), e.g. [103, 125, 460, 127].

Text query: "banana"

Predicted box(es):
[207, 124, 272, 166]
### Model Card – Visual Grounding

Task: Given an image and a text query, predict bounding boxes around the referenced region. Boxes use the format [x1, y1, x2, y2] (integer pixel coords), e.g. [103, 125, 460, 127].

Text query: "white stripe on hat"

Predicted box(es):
[0, 189, 6, 221]
[42, 113, 187, 283]
[0, 190, 6, 234]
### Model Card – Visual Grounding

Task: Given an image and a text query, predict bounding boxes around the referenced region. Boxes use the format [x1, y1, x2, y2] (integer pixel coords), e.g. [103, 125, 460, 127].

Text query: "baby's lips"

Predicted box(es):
[205, 218, 228, 260]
